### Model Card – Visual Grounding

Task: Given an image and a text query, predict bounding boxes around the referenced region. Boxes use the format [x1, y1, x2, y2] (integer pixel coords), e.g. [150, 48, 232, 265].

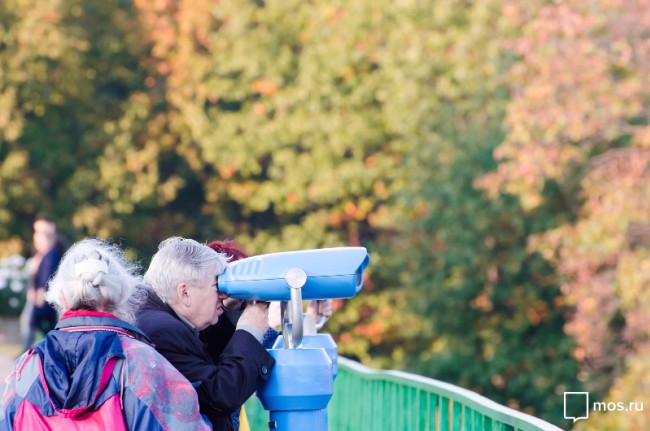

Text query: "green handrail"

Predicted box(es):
[244, 357, 563, 431]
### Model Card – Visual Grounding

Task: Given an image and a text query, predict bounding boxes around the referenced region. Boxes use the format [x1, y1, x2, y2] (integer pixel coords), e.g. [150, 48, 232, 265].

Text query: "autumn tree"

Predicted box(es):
[320, 0, 580, 425]
[0, 0, 184, 257]
[479, 1, 650, 428]
[1, 0, 586, 426]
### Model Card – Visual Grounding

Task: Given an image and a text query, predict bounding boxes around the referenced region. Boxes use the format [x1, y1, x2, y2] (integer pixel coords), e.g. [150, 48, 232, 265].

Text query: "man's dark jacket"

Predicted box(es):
[136, 292, 275, 431]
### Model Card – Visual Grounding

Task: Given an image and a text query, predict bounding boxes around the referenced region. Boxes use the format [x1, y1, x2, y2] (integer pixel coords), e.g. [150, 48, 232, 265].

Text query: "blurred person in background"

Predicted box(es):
[137, 237, 274, 431]
[1, 238, 210, 430]
[20, 215, 61, 352]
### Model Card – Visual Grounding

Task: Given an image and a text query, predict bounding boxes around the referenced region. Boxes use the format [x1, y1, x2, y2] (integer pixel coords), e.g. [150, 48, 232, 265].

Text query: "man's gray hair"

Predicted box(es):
[46, 238, 143, 324]
[144, 237, 228, 303]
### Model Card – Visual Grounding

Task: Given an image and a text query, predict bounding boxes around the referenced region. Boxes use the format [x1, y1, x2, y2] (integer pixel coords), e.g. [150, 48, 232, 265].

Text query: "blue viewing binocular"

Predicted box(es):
[217, 247, 370, 301]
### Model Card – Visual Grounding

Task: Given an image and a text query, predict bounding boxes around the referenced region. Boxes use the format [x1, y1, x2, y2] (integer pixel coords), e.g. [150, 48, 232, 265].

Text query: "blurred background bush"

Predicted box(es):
[0, 255, 29, 316]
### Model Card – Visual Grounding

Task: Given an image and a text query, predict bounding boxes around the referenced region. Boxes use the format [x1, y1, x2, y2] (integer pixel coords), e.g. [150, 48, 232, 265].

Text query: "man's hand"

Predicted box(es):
[26, 287, 47, 307]
[238, 301, 270, 333]
[26, 287, 36, 304]
[267, 300, 333, 331]
[34, 289, 46, 307]
[268, 301, 282, 330]
[222, 297, 245, 311]
[307, 299, 333, 322]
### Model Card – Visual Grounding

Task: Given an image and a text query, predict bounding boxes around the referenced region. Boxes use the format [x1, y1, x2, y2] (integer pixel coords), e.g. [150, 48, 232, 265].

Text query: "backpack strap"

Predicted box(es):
[11, 350, 40, 398]
[12, 344, 127, 413]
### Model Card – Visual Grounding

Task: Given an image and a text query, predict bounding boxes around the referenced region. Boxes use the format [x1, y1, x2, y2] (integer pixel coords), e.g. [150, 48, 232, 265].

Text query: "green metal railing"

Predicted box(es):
[245, 357, 562, 431]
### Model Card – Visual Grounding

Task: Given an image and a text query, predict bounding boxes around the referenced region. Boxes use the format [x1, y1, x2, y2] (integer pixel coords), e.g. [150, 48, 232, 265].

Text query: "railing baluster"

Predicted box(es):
[427, 392, 438, 431]
[474, 408, 483, 430]
[440, 396, 450, 431]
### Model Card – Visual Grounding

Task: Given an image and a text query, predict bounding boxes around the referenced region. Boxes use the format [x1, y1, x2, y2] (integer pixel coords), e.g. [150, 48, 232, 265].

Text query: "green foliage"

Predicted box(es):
[482, 1, 650, 428]
[404, 132, 581, 425]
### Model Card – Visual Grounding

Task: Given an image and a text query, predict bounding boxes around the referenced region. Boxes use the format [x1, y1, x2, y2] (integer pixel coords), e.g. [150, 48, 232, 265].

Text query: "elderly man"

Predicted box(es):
[137, 237, 274, 431]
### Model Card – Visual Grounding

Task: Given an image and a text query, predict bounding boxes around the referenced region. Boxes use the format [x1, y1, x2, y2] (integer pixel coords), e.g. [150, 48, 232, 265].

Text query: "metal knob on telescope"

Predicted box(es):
[284, 268, 306, 349]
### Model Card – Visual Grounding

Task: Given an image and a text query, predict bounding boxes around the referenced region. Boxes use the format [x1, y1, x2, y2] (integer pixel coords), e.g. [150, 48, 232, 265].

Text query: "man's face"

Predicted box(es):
[184, 270, 228, 331]
[33, 220, 55, 254]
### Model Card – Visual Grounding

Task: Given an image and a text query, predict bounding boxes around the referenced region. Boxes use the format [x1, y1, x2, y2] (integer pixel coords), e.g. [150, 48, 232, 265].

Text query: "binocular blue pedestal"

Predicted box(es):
[257, 346, 333, 431]
[256, 334, 340, 430]
[271, 334, 339, 379]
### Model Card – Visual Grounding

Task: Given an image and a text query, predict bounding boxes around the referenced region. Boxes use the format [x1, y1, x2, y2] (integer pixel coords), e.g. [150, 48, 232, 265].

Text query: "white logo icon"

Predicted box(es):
[564, 392, 589, 423]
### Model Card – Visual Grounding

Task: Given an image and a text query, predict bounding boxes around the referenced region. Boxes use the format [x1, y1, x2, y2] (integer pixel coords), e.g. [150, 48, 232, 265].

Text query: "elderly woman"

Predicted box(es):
[0, 239, 210, 431]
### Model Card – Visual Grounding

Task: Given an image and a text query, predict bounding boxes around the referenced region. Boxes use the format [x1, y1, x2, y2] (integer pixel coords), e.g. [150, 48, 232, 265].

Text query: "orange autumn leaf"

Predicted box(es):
[251, 79, 278, 96]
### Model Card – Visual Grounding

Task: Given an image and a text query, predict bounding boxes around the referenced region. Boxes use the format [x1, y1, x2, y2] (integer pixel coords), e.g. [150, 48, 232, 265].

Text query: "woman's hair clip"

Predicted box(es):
[74, 257, 108, 287]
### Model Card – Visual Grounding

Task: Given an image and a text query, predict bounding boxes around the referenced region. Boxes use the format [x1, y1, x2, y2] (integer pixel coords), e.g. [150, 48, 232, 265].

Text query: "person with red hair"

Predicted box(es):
[203, 239, 332, 348]
[201, 240, 333, 431]
[200, 240, 276, 360]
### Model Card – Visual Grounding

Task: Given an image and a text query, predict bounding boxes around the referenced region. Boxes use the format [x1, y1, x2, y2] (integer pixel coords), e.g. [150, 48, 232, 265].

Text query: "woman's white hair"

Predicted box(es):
[144, 237, 228, 303]
[45, 238, 144, 324]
